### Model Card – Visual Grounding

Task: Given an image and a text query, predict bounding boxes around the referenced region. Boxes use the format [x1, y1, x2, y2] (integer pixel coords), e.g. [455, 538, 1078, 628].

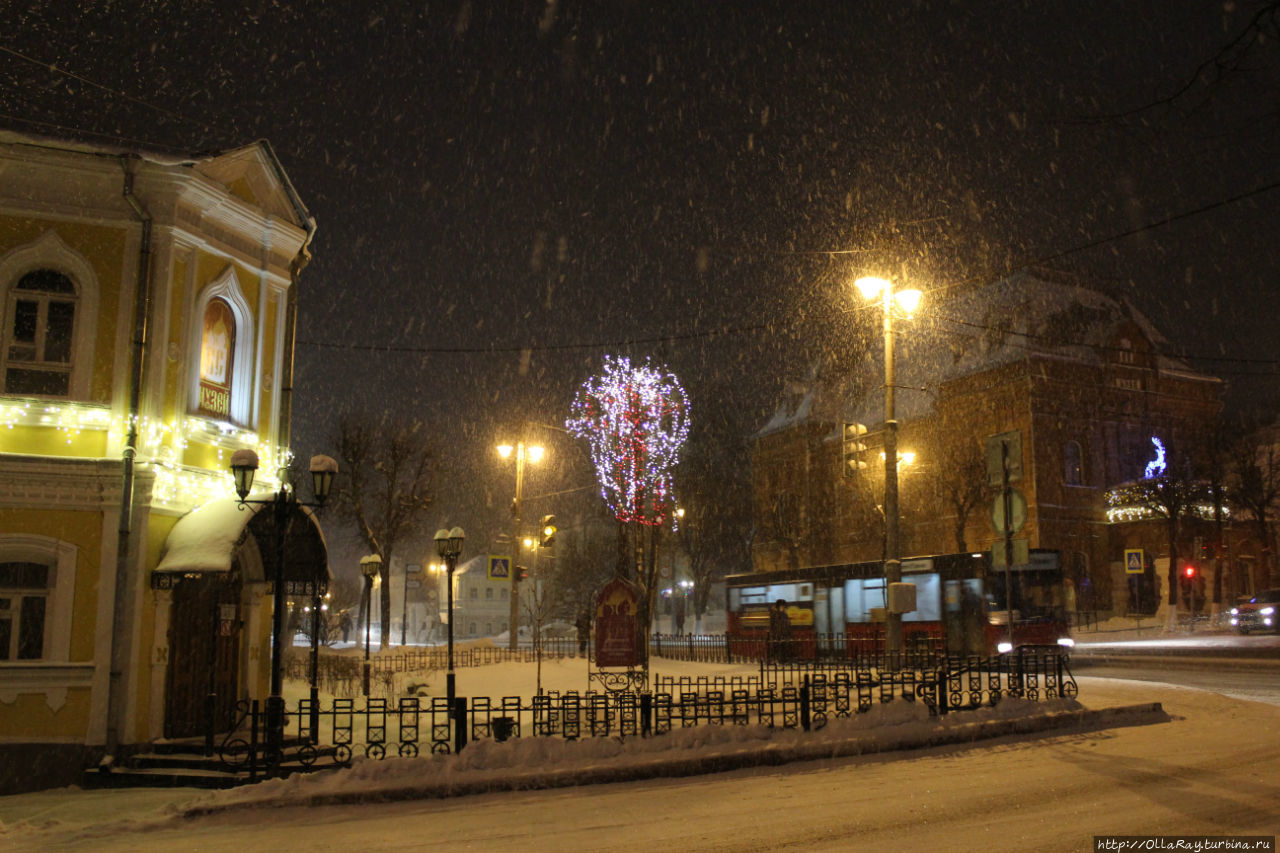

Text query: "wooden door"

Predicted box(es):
[165, 572, 241, 739]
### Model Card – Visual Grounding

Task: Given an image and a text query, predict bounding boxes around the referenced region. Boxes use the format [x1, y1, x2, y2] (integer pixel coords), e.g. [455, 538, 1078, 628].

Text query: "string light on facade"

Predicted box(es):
[566, 355, 690, 525]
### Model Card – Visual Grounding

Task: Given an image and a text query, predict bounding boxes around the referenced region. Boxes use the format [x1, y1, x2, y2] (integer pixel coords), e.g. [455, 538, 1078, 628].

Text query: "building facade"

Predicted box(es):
[0, 133, 322, 792]
[751, 272, 1228, 623]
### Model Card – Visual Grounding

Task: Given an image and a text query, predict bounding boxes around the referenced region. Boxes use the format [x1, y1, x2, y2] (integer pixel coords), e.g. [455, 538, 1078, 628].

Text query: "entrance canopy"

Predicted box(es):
[153, 496, 330, 594]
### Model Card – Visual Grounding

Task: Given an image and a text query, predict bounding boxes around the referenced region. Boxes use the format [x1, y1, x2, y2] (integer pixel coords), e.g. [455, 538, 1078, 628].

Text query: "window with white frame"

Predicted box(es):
[0, 561, 50, 660]
[189, 267, 255, 427]
[0, 535, 76, 667]
[3, 270, 77, 397]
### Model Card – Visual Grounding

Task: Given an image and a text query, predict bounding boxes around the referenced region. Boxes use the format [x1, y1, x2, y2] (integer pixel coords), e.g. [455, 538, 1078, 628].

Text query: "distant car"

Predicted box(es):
[1230, 589, 1280, 634]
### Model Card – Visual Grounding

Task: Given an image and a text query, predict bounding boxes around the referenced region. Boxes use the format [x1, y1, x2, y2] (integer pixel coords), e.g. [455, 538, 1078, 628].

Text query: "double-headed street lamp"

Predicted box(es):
[854, 275, 922, 658]
[434, 526, 465, 705]
[360, 554, 381, 696]
[497, 439, 544, 650]
[230, 449, 337, 768]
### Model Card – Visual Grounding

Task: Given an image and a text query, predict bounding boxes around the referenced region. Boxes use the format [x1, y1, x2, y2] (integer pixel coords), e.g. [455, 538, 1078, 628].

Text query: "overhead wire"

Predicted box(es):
[3, 38, 1279, 376]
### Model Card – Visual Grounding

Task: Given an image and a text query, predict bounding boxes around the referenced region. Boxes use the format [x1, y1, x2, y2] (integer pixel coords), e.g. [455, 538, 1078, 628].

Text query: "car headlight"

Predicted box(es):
[1261, 607, 1275, 616]
[1231, 608, 1239, 615]
[1057, 637, 1075, 648]
[997, 641, 1013, 654]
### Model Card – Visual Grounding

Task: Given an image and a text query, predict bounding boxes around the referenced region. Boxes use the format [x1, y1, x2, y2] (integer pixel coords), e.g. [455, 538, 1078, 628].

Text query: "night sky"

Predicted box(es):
[3, 1, 1278, 559]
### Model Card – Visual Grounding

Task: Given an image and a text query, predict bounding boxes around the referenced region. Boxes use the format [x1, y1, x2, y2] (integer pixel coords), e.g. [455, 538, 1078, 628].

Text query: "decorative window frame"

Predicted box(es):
[0, 534, 76, 663]
[0, 534, 87, 711]
[188, 266, 254, 427]
[0, 230, 100, 401]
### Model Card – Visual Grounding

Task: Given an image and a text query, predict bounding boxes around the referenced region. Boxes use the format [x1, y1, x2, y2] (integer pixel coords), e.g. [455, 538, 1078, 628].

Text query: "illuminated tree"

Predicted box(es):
[565, 355, 690, 526]
[567, 355, 691, 649]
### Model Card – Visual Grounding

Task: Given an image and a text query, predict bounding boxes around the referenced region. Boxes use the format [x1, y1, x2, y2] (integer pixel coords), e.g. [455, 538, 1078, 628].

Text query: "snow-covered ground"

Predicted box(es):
[2, 658, 1277, 852]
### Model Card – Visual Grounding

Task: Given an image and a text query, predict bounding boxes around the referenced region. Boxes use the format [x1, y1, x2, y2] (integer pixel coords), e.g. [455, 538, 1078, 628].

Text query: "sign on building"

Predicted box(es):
[1124, 549, 1145, 575]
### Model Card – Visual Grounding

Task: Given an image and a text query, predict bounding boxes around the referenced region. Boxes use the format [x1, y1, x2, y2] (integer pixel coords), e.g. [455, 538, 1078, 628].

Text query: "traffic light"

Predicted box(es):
[842, 422, 868, 478]
[1183, 564, 1197, 580]
[517, 565, 528, 581]
[539, 514, 556, 548]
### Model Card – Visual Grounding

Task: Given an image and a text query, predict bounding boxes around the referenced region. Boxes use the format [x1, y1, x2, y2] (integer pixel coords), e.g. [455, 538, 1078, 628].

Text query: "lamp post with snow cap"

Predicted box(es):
[854, 275, 922, 658]
[497, 439, 544, 650]
[360, 554, 381, 697]
[230, 449, 337, 771]
[435, 526, 465, 706]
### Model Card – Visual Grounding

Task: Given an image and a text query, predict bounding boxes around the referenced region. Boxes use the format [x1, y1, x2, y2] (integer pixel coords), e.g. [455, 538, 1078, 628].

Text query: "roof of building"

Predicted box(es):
[757, 270, 1216, 439]
[0, 130, 313, 229]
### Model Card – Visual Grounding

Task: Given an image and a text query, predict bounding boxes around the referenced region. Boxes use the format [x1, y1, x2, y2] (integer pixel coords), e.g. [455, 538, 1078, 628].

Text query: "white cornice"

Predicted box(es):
[0, 454, 129, 510]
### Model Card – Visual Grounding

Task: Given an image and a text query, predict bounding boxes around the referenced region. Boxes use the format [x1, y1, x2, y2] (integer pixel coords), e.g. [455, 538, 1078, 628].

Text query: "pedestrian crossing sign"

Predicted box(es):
[488, 555, 511, 580]
[1124, 549, 1145, 575]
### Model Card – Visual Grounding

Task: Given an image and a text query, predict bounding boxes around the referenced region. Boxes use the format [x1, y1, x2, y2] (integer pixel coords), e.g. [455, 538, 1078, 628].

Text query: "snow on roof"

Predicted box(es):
[155, 497, 262, 574]
[757, 270, 1210, 437]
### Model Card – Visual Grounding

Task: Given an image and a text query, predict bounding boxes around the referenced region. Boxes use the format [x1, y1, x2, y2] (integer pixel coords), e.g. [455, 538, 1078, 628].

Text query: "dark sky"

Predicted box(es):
[4, 1, 1279, 556]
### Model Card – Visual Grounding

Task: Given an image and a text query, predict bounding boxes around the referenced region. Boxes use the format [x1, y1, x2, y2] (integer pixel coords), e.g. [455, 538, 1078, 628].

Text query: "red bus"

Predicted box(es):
[725, 550, 1073, 658]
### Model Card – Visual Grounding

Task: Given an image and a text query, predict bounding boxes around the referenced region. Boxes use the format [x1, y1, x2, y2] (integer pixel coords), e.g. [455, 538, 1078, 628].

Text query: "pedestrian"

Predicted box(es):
[767, 599, 791, 662]
[339, 609, 353, 644]
[574, 609, 591, 655]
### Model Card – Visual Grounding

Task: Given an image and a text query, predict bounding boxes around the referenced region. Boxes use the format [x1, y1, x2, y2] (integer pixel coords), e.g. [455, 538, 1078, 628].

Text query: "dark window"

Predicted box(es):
[1063, 441, 1083, 486]
[0, 561, 50, 661]
[4, 270, 77, 397]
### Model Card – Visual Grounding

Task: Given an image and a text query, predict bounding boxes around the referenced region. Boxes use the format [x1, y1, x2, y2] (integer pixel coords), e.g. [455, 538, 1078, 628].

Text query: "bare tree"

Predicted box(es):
[1231, 424, 1280, 590]
[673, 427, 753, 632]
[1130, 472, 1206, 630]
[934, 430, 991, 553]
[329, 416, 434, 648]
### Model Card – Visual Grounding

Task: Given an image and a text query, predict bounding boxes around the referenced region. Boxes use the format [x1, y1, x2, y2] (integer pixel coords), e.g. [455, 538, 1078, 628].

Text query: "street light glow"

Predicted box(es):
[855, 275, 890, 300]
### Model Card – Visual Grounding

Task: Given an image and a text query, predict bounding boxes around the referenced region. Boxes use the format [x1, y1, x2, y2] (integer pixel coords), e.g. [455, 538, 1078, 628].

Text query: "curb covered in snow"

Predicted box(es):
[180, 702, 1167, 818]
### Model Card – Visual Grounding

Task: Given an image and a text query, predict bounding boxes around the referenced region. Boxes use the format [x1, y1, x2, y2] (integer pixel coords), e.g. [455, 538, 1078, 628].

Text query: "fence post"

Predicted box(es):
[249, 699, 260, 782]
[453, 696, 468, 754]
[1055, 652, 1065, 698]
[800, 676, 811, 732]
[640, 693, 653, 737]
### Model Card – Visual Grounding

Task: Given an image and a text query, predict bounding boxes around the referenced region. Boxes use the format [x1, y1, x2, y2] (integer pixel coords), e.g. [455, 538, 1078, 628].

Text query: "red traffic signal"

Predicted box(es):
[518, 565, 528, 581]
[1183, 564, 1197, 579]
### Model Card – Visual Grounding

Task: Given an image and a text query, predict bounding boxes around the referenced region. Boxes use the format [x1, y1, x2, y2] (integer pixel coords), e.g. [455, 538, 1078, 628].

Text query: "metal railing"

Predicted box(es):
[219, 647, 1075, 777]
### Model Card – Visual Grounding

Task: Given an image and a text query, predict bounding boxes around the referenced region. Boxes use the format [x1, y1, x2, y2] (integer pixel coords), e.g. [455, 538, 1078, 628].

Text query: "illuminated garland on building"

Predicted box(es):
[0, 398, 287, 509]
[566, 355, 690, 526]
[1104, 479, 1229, 524]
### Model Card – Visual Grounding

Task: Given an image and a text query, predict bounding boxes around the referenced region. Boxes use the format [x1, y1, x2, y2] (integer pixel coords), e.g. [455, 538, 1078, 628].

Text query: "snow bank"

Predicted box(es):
[176, 692, 1161, 817]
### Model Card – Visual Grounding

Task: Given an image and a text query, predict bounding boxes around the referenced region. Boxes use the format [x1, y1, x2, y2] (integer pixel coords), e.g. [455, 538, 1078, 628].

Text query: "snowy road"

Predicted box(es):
[6, 676, 1278, 853]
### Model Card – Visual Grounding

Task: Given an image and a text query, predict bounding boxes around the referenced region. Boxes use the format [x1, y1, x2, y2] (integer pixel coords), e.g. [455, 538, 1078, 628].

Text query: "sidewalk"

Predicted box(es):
[0, 677, 1169, 834]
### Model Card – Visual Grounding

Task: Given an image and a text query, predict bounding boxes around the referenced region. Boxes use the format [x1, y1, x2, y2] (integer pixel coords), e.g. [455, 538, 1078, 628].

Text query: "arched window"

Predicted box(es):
[3, 270, 77, 397]
[197, 298, 236, 419]
[1063, 440, 1083, 486]
[189, 267, 254, 426]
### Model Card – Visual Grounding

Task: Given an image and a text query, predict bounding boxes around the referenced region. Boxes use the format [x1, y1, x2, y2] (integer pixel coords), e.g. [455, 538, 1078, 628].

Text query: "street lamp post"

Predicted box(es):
[230, 449, 337, 770]
[360, 554, 381, 696]
[855, 276, 922, 658]
[497, 440, 543, 650]
[434, 526, 465, 706]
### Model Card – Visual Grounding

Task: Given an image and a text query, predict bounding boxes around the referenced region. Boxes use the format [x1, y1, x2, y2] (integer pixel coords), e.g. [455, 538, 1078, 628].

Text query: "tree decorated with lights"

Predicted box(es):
[567, 355, 690, 666]
[566, 355, 690, 527]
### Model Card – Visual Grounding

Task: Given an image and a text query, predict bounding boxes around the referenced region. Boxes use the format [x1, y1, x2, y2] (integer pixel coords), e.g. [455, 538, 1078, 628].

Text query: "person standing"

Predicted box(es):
[767, 599, 791, 662]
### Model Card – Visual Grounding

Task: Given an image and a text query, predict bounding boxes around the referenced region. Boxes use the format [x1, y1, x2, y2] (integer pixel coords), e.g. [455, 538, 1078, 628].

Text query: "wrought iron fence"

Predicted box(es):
[220, 647, 1075, 777]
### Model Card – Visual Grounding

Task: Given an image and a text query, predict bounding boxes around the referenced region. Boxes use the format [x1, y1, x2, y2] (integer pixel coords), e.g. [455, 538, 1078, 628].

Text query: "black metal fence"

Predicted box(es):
[220, 646, 1075, 778]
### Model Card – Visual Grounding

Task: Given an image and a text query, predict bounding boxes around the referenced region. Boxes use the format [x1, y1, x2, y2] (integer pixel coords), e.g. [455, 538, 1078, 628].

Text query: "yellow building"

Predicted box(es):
[0, 132, 326, 793]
